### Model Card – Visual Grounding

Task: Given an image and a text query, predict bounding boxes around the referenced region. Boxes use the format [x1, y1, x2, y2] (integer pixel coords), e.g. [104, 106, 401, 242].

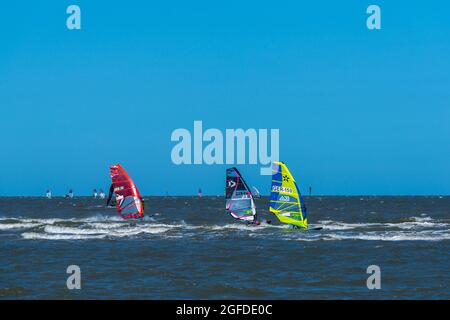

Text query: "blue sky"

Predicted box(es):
[1, 1, 449, 196]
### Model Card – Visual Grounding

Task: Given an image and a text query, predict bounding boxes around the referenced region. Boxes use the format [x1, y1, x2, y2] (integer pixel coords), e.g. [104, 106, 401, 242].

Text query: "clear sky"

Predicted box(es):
[1, 1, 449, 196]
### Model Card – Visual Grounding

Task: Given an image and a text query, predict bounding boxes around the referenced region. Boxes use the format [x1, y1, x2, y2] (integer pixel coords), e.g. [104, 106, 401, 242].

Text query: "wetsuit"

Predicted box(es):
[106, 184, 114, 206]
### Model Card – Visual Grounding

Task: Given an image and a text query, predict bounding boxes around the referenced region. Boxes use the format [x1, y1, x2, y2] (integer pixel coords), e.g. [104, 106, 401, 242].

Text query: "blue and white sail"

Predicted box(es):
[225, 167, 256, 222]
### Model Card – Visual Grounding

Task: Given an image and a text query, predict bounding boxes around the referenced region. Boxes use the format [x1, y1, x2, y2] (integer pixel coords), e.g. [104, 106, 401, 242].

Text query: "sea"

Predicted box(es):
[0, 196, 449, 299]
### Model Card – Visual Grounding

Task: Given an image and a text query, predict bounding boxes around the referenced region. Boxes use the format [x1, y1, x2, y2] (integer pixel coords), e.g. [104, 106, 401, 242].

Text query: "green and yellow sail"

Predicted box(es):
[269, 162, 308, 229]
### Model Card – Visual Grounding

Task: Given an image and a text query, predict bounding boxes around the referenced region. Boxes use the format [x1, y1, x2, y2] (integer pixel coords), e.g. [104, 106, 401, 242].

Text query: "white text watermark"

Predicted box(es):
[171, 121, 279, 175]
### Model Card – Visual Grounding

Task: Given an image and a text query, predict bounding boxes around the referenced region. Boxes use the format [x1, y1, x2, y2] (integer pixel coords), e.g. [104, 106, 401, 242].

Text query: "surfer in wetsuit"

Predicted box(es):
[248, 219, 271, 226]
[106, 184, 114, 206]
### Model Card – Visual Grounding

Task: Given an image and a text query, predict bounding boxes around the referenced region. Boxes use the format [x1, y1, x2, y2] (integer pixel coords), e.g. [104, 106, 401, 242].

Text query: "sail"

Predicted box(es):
[109, 164, 144, 219]
[269, 162, 308, 228]
[251, 186, 261, 198]
[225, 167, 256, 222]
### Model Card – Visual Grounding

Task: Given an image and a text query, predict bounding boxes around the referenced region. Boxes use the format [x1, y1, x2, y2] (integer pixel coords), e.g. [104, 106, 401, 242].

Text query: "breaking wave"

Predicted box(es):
[318, 216, 448, 231]
[21, 233, 107, 240]
[323, 230, 450, 241]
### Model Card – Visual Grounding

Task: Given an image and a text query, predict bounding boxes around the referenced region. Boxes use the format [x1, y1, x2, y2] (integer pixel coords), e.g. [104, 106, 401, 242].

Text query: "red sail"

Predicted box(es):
[109, 164, 144, 219]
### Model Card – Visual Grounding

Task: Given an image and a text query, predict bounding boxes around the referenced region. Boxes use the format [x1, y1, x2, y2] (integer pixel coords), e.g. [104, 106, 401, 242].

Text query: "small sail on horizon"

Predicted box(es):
[225, 167, 256, 222]
[109, 164, 144, 219]
[269, 162, 308, 229]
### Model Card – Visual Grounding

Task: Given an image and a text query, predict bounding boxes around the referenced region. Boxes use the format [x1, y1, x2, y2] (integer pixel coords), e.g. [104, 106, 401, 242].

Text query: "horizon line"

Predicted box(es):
[0, 194, 448, 198]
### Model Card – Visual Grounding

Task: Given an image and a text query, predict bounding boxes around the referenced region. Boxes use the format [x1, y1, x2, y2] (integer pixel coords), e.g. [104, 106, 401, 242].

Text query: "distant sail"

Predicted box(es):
[269, 162, 308, 228]
[225, 167, 256, 222]
[109, 164, 144, 219]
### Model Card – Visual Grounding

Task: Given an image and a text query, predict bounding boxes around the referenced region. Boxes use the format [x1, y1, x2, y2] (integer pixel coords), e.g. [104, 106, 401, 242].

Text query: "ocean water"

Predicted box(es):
[0, 196, 449, 299]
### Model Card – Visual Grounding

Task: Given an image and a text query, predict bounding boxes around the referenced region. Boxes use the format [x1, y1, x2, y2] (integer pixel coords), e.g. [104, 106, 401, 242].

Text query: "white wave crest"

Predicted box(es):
[21, 232, 106, 240]
[324, 230, 450, 241]
[318, 217, 447, 231]
[0, 222, 42, 230]
[40, 224, 172, 238]
[44, 225, 108, 235]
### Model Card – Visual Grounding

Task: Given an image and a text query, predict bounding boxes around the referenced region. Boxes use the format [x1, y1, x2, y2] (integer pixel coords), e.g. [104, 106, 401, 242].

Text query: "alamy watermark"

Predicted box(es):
[366, 265, 381, 290]
[366, 5, 381, 30]
[65, 5, 381, 31]
[66, 265, 81, 290]
[170, 121, 279, 175]
[66, 5, 81, 30]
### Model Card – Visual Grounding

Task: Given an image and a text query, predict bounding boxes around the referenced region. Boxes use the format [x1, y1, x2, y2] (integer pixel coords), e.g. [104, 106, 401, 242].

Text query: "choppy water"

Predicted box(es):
[0, 196, 449, 299]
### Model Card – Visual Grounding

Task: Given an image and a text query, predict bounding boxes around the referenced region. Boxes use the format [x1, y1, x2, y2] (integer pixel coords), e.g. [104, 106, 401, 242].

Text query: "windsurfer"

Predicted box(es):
[108, 164, 145, 220]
